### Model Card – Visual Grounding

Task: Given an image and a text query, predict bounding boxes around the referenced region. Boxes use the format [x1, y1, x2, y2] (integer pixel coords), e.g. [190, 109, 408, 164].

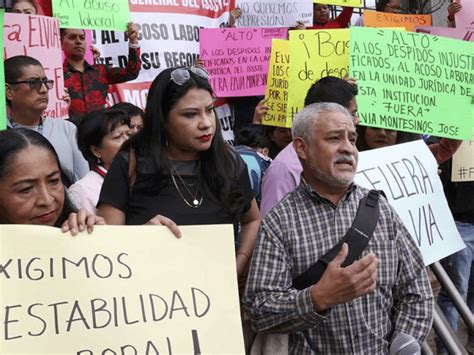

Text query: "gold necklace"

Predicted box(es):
[170, 163, 203, 208]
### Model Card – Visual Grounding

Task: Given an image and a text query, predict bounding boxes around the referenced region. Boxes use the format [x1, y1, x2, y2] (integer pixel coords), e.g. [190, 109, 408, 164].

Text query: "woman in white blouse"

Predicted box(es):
[68, 109, 130, 213]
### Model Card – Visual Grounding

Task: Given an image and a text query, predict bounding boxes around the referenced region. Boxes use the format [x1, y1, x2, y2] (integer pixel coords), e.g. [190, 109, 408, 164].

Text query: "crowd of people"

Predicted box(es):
[1, 0, 473, 354]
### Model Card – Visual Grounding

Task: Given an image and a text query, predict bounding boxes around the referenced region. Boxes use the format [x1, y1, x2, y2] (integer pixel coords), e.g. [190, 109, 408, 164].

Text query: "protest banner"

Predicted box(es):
[93, 4, 233, 109]
[452, 135, 474, 182]
[0, 224, 245, 354]
[350, 27, 474, 140]
[313, 0, 362, 8]
[287, 29, 349, 121]
[52, 0, 131, 31]
[415, 26, 473, 42]
[236, 0, 313, 28]
[264, 39, 290, 127]
[455, 0, 473, 33]
[0, 10, 4, 130]
[200, 27, 288, 97]
[3, 13, 68, 119]
[363, 10, 431, 32]
[355, 140, 466, 265]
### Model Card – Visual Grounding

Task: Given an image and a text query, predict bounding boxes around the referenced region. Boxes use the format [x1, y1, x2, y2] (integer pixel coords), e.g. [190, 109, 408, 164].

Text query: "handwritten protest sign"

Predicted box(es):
[0, 224, 245, 354]
[364, 10, 431, 32]
[415, 26, 473, 42]
[236, 0, 313, 28]
[452, 135, 474, 182]
[350, 27, 474, 140]
[456, 0, 474, 33]
[287, 29, 349, 121]
[52, 0, 130, 31]
[3, 13, 68, 119]
[200, 27, 288, 97]
[356, 140, 465, 265]
[0, 10, 5, 130]
[264, 39, 290, 127]
[313, 0, 362, 8]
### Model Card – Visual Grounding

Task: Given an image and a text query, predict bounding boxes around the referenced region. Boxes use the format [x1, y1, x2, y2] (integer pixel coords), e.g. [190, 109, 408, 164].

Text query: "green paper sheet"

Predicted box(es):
[350, 27, 474, 140]
[52, 0, 130, 31]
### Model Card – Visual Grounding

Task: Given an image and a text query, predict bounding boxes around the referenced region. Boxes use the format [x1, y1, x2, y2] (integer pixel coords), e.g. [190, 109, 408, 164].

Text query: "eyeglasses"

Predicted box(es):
[8, 78, 54, 90]
[170, 67, 209, 86]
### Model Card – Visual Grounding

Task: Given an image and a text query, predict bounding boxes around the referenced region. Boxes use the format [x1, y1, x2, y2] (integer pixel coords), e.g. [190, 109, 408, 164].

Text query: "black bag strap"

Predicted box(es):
[292, 190, 383, 290]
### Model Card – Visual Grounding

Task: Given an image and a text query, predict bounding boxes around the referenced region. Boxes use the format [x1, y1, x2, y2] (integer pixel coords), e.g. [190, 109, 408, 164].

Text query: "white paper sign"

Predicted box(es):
[355, 140, 465, 265]
[236, 0, 313, 28]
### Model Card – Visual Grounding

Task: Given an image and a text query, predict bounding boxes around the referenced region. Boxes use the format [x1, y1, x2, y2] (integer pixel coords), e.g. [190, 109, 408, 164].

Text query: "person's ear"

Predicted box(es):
[90, 145, 102, 160]
[293, 137, 308, 162]
[261, 147, 270, 157]
[5, 84, 14, 102]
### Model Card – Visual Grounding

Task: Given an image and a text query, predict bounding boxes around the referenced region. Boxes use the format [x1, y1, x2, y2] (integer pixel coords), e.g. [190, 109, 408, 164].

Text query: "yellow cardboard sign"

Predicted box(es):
[313, 0, 362, 8]
[363, 10, 432, 32]
[0, 225, 245, 354]
[452, 135, 474, 182]
[287, 29, 349, 121]
[264, 39, 290, 128]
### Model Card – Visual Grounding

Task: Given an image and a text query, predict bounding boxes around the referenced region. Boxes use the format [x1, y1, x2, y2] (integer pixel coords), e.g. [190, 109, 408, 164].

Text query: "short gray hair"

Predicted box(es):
[292, 102, 353, 142]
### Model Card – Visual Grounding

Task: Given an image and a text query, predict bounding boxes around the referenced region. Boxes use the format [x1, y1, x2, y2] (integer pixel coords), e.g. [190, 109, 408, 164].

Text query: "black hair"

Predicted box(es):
[11, 0, 38, 12]
[77, 108, 130, 167]
[59, 28, 86, 42]
[0, 128, 75, 226]
[235, 127, 271, 149]
[112, 102, 145, 120]
[376, 0, 390, 11]
[304, 76, 358, 107]
[356, 125, 421, 151]
[4, 55, 42, 83]
[126, 67, 245, 214]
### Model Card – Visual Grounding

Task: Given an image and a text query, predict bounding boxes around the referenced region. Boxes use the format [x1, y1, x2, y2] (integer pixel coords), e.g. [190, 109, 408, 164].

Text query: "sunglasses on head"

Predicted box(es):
[170, 67, 209, 86]
[8, 78, 54, 90]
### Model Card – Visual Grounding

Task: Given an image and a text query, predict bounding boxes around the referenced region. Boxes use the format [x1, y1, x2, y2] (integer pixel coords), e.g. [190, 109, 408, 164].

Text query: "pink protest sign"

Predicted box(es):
[455, 0, 474, 32]
[415, 26, 473, 42]
[200, 27, 288, 97]
[4, 13, 68, 119]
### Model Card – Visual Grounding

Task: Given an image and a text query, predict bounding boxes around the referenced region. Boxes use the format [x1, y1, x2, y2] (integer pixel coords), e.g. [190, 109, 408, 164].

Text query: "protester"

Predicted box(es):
[5, 55, 89, 186]
[234, 127, 272, 206]
[96, 67, 260, 277]
[265, 126, 292, 159]
[356, 126, 462, 165]
[296, 3, 354, 29]
[260, 76, 359, 216]
[62, 22, 141, 121]
[68, 109, 130, 214]
[11, 0, 37, 14]
[243, 102, 434, 353]
[112, 102, 145, 137]
[0, 128, 104, 234]
[437, 159, 474, 355]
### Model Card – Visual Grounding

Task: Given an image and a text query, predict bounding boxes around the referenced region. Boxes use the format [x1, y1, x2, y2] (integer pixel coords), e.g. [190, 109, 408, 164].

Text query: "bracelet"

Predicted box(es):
[447, 15, 455, 21]
[237, 252, 251, 260]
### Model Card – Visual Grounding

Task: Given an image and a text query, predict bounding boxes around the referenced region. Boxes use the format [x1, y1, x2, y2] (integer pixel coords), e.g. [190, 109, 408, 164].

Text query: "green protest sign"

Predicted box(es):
[52, 0, 130, 31]
[350, 27, 474, 140]
[0, 9, 5, 131]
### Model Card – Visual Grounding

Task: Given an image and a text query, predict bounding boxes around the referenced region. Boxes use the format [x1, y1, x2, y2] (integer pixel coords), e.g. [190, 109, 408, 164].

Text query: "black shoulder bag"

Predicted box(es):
[292, 190, 383, 290]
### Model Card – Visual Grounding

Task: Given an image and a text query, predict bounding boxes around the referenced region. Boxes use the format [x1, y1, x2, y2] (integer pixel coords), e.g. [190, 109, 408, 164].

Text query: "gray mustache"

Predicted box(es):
[334, 155, 355, 165]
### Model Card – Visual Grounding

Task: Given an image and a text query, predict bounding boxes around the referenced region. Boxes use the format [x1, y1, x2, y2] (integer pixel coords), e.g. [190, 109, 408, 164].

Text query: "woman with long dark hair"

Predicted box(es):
[97, 67, 260, 277]
[0, 128, 104, 234]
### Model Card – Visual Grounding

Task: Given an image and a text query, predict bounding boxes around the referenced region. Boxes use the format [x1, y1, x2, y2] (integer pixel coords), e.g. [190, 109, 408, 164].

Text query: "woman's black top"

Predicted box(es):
[98, 151, 254, 226]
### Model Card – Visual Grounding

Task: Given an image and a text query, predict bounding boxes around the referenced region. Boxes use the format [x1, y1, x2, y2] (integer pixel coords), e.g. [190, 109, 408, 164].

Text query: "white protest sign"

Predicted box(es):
[355, 140, 465, 265]
[236, 0, 313, 28]
[0, 224, 244, 354]
[452, 135, 474, 182]
[93, 4, 231, 109]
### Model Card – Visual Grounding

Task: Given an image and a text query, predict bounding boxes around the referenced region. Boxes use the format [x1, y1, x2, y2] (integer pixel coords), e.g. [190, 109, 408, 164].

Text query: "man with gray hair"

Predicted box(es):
[243, 102, 433, 353]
